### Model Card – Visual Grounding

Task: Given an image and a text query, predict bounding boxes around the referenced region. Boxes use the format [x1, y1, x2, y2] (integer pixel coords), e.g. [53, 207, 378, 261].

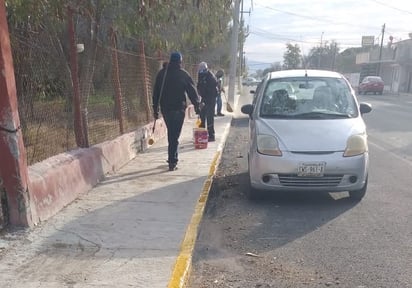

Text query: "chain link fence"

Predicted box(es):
[10, 19, 206, 165]
[8, 8, 227, 166]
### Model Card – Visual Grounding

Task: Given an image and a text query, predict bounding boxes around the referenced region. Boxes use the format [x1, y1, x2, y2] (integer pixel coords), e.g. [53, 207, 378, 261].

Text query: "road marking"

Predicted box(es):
[368, 140, 412, 166]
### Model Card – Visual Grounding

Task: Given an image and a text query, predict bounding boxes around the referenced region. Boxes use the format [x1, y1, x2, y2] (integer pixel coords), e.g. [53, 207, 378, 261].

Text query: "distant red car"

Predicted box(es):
[358, 76, 384, 95]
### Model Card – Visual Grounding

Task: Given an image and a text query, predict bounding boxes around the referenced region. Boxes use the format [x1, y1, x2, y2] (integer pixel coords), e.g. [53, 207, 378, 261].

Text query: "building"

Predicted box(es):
[356, 37, 412, 93]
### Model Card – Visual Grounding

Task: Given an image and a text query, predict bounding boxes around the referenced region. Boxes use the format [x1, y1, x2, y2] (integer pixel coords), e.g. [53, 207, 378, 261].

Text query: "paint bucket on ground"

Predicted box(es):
[193, 128, 208, 149]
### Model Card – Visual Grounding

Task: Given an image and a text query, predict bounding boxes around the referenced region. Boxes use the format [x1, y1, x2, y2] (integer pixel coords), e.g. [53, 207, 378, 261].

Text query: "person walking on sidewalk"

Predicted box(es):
[197, 61, 218, 142]
[152, 52, 200, 171]
[215, 69, 225, 116]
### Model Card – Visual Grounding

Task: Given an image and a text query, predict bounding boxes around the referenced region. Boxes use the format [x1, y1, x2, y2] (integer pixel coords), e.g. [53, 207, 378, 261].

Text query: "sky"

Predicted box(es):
[242, 0, 412, 73]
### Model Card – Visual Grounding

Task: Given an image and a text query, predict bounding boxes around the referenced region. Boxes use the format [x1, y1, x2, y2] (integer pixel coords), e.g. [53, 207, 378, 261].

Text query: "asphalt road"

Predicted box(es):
[189, 90, 412, 288]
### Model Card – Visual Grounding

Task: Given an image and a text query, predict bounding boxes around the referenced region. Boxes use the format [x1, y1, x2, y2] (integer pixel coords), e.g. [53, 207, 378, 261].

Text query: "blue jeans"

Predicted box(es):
[162, 110, 185, 165]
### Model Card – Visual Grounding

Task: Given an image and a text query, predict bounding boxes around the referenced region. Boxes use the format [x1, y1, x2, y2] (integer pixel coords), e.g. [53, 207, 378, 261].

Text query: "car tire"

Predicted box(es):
[247, 176, 263, 201]
[349, 176, 368, 201]
[247, 157, 263, 201]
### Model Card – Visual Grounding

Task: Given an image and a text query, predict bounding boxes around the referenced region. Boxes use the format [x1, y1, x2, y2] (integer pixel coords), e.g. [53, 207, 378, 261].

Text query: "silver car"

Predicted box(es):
[241, 69, 372, 201]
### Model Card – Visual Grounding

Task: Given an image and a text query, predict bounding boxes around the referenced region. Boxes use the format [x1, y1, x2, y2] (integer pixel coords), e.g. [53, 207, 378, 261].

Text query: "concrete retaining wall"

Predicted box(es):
[28, 105, 195, 224]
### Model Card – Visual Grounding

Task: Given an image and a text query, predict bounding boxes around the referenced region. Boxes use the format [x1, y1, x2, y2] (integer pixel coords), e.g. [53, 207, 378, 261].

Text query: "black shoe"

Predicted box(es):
[168, 163, 178, 171]
[217, 113, 225, 116]
[208, 136, 215, 142]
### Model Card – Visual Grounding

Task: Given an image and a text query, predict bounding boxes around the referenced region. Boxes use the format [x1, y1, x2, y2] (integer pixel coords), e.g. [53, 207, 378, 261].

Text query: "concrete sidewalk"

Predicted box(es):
[0, 111, 232, 287]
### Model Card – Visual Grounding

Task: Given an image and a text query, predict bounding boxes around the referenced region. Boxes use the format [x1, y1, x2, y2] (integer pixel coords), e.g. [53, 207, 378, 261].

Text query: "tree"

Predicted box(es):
[260, 62, 282, 77]
[5, 0, 235, 150]
[283, 43, 301, 69]
[336, 47, 363, 73]
[307, 40, 340, 70]
[271, 62, 282, 71]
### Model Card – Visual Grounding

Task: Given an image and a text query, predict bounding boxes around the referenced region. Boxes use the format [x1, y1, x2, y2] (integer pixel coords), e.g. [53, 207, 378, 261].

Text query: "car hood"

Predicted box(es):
[256, 118, 366, 152]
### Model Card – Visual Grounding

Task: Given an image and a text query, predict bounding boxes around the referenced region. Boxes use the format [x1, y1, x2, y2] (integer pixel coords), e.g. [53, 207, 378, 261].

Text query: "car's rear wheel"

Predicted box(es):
[349, 176, 368, 201]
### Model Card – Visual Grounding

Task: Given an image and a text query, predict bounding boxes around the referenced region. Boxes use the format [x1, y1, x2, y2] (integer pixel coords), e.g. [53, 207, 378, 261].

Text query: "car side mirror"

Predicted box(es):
[241, 104, 254, 117]
[359, 102, 372, 114]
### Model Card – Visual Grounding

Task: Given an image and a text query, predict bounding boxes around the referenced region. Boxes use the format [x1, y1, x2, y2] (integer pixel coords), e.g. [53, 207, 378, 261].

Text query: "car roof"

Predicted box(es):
[267, 69, 344, 80]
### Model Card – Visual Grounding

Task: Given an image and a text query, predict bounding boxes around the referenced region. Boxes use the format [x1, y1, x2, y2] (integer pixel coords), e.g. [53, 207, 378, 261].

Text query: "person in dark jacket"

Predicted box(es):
[197, 61, 218, 142]
[152, 52, 200, 171]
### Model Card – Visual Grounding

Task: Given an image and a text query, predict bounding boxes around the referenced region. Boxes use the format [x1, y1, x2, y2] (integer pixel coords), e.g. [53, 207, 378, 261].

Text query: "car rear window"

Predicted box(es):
[366, 76, 383, 82]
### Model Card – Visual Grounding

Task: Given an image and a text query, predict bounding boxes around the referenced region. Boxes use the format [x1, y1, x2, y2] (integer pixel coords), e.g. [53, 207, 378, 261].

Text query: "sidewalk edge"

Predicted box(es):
[167, 120, 232, 288]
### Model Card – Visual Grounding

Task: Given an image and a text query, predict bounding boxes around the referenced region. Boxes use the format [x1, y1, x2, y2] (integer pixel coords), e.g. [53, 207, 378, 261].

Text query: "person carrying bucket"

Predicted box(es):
[152, 52, 201, 171]
[197, 61, 218, 142]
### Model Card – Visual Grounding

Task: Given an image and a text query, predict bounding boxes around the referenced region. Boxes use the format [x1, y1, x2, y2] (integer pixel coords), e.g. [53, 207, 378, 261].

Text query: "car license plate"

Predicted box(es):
[297, 162, 325, 177]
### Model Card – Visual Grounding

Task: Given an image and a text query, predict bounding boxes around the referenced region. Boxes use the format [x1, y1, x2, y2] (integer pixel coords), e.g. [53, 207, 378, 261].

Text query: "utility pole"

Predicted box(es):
[0, 0, 33, 226]
[239, 0, 250, 78]
[228, 0, 241, 108]
[377, 23, 385, 76]
[332, 42, 338, 71]
[318, 32, 324, 69]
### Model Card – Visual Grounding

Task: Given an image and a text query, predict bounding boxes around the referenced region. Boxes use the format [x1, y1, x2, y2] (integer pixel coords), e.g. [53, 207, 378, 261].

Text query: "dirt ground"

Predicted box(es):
[188, 118, 329, 288]
[189, 118, 360, 288]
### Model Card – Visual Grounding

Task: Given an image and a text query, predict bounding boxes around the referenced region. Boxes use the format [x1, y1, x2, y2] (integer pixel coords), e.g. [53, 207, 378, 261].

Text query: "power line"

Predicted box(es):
[250, 28, 364, 47]
[254, 3, 383, 31]
[368, 0, 412, 15]
[250, 29, 318, 44]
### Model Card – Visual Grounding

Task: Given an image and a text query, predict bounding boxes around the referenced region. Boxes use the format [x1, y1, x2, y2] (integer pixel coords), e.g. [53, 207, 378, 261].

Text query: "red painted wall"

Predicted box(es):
[29, 105, 194, 224]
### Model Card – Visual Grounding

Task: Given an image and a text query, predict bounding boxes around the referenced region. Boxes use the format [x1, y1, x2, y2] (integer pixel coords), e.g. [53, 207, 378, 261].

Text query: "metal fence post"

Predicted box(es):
[0, 0, 33, 227]
[67, 7, 86, 148]
[110, 28, 124, 134]
[138, 40, 151, 121]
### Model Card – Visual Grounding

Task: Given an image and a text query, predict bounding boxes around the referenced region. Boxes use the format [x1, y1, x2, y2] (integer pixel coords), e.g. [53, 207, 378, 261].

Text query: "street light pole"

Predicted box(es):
[228, 0, 241, 108]
[377, 23, 385, 76]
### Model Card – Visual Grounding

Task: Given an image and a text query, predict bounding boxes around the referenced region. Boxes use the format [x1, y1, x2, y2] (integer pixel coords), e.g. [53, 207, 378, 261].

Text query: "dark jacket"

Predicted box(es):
[197, 70, 218, 104]
[152, 62, 199, 114]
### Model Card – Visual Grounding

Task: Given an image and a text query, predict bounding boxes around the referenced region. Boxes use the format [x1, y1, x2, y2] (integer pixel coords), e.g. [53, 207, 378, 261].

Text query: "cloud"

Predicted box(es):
[243, 0, 412, 69]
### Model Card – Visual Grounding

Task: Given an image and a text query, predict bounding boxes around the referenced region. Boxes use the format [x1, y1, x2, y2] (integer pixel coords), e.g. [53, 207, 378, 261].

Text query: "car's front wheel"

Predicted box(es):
[247, 176, 263, 201]
[247, 157, 263, 200]
[349, 176, 368, 201]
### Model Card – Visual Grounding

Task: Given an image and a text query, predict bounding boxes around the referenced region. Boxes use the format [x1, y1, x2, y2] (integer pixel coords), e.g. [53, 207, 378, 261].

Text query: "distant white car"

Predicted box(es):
[241, 69, 372, 201]
[242, 77, 258, 86]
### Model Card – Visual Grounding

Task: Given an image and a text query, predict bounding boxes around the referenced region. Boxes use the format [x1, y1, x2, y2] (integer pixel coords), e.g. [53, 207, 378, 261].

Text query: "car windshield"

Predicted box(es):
[259, 77, 358, 119]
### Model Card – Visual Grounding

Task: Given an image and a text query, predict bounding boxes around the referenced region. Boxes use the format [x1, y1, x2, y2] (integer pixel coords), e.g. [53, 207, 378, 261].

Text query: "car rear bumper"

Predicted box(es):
[360, 86, 383, 92]
[249, 150, 369, 192]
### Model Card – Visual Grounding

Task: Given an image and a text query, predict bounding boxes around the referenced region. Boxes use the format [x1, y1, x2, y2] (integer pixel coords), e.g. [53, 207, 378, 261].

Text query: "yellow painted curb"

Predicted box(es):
[167, 151, 221, 288]
[167, 119, 231, 288]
